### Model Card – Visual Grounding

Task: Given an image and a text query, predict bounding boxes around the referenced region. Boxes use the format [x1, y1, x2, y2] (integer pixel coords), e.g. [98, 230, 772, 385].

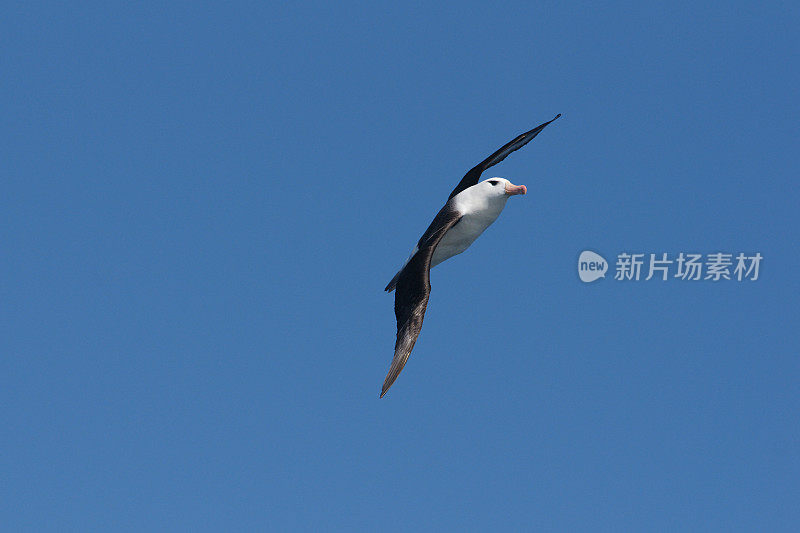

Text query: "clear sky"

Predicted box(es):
[3, 1, 799, 530]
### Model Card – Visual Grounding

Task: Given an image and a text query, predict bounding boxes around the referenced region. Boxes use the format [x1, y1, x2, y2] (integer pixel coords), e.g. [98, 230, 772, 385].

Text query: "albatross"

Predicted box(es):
[381, 114, 561, 398]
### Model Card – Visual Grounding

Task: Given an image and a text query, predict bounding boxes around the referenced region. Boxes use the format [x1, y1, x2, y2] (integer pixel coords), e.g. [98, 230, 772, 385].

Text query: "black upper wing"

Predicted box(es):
[447, 114, 561, 200]
[380, 205, 463, 398]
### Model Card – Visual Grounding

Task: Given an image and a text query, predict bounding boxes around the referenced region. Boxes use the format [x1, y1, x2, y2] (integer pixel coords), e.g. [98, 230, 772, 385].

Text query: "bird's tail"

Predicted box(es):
[386, 246, 419, 292]
[384, 269, 402, 292]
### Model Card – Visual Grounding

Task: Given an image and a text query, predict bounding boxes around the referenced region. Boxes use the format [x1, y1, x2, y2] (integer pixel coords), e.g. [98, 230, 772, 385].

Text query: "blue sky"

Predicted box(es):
[2, 1, 799, 530]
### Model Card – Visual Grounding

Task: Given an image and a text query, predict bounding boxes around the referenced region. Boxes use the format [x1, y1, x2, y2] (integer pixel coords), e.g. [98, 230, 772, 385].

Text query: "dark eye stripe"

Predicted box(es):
[488, 180, 499, 186]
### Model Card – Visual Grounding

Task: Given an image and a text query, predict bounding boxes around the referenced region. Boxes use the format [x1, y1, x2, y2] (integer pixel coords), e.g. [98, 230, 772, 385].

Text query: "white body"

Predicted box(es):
[430, 184, 509, 267]
[393, 177, 520, 278]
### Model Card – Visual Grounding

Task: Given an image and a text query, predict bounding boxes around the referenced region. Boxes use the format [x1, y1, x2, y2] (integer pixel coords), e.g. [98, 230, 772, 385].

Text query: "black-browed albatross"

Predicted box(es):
[381, 114, 561, 398]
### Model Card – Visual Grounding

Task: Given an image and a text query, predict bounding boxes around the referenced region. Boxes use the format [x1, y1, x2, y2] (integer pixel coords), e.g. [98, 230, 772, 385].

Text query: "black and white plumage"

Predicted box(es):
[381, 114, 561, 398]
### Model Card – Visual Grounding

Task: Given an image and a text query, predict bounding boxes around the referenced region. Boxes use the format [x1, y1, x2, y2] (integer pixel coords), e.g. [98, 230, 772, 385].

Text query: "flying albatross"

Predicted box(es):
[381, 114, 561, 398]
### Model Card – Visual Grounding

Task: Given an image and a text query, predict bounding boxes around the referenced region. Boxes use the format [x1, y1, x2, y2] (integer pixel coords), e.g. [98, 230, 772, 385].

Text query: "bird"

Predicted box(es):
[380, 114, 561, 398]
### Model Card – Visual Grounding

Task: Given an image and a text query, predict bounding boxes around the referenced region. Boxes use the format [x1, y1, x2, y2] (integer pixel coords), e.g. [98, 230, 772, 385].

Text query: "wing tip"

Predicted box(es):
[380, 377, 394, 398]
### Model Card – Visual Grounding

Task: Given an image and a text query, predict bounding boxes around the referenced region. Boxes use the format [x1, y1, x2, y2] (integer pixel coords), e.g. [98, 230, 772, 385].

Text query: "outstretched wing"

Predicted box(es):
[381, 205, 463, 398]
[448, 114, 561, 200]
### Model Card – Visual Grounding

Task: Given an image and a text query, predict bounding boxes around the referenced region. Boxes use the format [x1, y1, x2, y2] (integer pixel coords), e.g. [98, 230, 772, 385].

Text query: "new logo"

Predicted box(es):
[578, 250, 608, 283]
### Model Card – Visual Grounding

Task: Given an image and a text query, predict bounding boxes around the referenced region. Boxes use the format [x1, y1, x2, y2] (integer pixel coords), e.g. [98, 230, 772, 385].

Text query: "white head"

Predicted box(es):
[453, 177, 527, 213]
[477, 177, 527, 198]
